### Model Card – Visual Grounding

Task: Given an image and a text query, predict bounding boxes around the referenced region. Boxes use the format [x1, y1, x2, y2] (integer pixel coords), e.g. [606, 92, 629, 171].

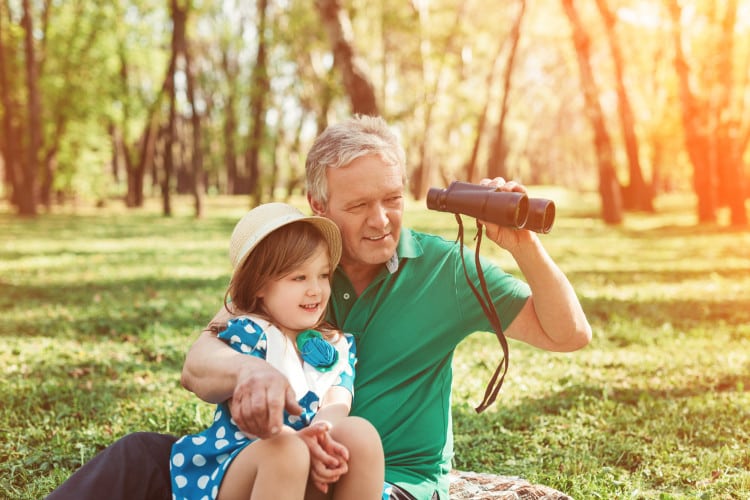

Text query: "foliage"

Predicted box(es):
[1, 193, 748, 499]
[2, 0, 748, 221]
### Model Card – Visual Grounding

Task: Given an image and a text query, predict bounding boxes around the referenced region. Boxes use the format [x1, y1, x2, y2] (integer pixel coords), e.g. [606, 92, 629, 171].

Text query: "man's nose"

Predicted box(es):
[367, 203, 388, 228]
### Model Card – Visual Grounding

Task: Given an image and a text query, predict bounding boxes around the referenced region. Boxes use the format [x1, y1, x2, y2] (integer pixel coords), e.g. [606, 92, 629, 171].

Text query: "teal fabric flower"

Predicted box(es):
[297, 329, 339, 372]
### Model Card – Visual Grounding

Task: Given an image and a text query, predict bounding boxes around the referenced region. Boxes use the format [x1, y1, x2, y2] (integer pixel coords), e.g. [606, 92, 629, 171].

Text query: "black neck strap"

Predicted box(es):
[455, 214, 510, 413]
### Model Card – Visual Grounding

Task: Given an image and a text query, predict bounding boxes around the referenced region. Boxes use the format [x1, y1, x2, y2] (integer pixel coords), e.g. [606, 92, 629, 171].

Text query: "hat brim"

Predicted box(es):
[230, 204, 342, 273]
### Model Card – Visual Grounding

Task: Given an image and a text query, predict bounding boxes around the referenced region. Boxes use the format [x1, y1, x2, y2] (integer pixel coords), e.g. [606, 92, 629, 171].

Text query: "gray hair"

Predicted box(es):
[305, 115, 407, 206]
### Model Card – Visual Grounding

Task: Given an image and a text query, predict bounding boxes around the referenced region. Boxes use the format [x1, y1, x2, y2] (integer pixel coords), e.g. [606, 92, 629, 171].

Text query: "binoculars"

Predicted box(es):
[426, 181, 555, 233]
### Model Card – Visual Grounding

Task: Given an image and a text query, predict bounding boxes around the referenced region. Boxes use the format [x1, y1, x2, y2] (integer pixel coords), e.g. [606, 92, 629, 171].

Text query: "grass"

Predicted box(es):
[1, 192, 749, 499]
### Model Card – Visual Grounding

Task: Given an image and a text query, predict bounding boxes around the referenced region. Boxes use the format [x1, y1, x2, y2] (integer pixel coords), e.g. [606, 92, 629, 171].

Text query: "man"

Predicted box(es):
[47, 115, 590, 500]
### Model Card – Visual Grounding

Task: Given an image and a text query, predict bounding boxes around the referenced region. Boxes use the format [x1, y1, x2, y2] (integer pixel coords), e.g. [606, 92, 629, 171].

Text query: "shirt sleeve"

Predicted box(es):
[454, 242, 531, 333]
[216, 316, 267, 360]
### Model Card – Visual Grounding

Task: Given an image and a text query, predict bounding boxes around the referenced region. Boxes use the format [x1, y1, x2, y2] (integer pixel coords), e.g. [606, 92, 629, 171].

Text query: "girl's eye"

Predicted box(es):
[320, 273, 330, 280]
[292, 275, 305, 281]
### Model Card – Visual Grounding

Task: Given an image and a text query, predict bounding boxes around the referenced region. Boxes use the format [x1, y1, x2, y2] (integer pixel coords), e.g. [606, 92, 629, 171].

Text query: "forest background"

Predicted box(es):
[1, 0, 749, 225]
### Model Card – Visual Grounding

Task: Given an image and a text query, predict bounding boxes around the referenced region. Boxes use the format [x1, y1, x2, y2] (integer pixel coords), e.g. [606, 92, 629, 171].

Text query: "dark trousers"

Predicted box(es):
[45, 432, 177, 500]
[45, 431, 437, 500]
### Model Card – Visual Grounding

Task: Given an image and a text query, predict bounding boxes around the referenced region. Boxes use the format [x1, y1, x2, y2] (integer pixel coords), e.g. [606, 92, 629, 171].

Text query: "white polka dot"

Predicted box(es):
[172, 453, 185, 467]
[230, 334, 241, 344]
[191, 436, 206, 445]
[215, 439, 229, 449]
[216, 453, 229, 464]
[212, 486, 219, 498]
[214, 410, 222, 422]
[193, 454, 207, 466]
[175, 475, 188, 488]
[234, 431, 245, 440]
[216, 426, 226, 438]
[197, 475, 210, 489]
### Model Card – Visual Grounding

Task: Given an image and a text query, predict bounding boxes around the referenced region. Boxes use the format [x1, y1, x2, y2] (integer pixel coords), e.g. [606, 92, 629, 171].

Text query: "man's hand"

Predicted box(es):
[479, 177, 536, 252]
[229, 362, 303, 439]
[297, 422, 349, 494]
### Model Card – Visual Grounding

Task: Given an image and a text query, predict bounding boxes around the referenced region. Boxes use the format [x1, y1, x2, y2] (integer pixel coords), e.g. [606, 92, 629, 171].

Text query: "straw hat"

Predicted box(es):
[229, 202, 342, 272]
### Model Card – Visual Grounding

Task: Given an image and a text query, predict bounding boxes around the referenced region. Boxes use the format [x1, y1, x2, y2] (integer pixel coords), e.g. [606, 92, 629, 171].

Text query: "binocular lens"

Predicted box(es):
[426, 181, 555, 234]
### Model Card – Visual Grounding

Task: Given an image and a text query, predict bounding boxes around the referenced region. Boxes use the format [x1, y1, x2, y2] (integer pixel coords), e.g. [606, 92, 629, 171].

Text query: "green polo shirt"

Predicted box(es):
[327, 228, 530, 500]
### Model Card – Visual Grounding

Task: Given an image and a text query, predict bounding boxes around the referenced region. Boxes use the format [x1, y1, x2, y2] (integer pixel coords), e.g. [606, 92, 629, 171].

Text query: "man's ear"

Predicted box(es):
[308, 194, 325, 216]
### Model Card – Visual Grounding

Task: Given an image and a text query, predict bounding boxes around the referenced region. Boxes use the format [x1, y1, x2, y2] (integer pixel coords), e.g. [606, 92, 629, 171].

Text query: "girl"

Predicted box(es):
[170, 202, 384, 500]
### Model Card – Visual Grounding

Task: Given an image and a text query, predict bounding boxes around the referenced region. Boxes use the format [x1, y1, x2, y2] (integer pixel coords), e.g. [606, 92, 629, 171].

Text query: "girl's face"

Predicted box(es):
[257, 242, 332, 337]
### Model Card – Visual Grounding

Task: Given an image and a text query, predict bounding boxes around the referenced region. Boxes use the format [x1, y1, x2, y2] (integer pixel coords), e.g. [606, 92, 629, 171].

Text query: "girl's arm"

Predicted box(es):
[301, 386, 353, 493]
[312, 386, 352, 426]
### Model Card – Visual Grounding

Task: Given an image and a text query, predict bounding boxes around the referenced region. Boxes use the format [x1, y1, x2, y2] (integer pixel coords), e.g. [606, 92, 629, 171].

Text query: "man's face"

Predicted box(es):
[314, 154, 404, 270]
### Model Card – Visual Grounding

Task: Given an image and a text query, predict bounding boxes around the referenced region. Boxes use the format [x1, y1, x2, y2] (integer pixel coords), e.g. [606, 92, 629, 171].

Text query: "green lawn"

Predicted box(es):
[1, 193, 749, 499]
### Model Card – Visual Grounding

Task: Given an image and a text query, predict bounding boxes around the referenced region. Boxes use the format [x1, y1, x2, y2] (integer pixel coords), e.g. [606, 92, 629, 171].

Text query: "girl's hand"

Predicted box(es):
[297, 422, 349, 493]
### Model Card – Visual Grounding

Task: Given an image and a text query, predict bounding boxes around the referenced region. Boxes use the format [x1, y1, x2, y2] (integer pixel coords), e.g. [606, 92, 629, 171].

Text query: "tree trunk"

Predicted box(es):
[561, 0, 622, 224]
[315, 0, 378, 116]
[464, 11, 517, 184]
[20, 0, 41, 216]
[220, 47, 239, 195]
[0, 9, 22, 209]
[487, 0, 525, 182]
[163, 0, 188, 217]
[713, 0, 746, 226]
[183, 21, 203, 218]
[594, 0, 653, 212]
[410, 0, 466, 199]
[666, 0, 716, 224]
[245, 0, 270, 206]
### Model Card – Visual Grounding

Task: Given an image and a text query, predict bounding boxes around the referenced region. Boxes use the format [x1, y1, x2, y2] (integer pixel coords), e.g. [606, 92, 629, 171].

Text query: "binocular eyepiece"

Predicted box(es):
[426, 181, 555, 233]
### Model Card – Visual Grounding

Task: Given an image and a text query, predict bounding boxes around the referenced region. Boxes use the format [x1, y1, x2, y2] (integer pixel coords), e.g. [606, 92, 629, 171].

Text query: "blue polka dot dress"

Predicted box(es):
[170, 316, 356, 500]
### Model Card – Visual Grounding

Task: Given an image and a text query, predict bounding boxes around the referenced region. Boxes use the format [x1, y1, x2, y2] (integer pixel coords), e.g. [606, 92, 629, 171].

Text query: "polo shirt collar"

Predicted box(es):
[386, 227, 422, 274]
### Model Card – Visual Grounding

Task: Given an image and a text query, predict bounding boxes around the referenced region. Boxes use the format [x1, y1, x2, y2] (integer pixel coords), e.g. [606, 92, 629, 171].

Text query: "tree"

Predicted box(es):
[594, 0, 653, 212]
[0, 4, 23, 210]
[19, 0, 41, 216]
[244, 0, 270, 206]
[486, 0, 526, 182]
[315, 0, 378, 116]
[666, 0, 747, 226]
[561, 0, 622, 224]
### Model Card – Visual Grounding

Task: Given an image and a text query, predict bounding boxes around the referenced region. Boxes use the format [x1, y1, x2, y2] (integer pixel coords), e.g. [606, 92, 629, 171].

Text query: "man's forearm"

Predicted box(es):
[510, 237, 591, 351]
[181, 331, 254, 403]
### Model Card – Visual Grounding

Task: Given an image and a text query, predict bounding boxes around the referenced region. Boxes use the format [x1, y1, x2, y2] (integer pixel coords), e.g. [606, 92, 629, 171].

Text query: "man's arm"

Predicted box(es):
[480, 178, 592, 352]
[503, 236, 591, 351]
[181, 307, 302, 438]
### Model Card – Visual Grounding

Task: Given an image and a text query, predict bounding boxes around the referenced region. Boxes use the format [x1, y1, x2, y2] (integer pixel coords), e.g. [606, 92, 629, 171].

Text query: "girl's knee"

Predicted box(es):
[248, 433, 310, 482]
[332, 417, 383, 459]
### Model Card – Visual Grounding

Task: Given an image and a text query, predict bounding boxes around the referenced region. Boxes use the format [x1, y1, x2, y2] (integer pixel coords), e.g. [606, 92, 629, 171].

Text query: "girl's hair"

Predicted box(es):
[305, 114, 407, 208]
[215, 220, 338, 339]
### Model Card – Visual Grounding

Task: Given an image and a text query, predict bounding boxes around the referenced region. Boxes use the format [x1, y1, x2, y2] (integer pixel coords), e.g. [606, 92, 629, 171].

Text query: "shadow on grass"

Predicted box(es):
[0, 212, 236, 242]
[0, 275, 228, 340]
[579, 294, 750, 338]
[452, 370, 750, 472]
